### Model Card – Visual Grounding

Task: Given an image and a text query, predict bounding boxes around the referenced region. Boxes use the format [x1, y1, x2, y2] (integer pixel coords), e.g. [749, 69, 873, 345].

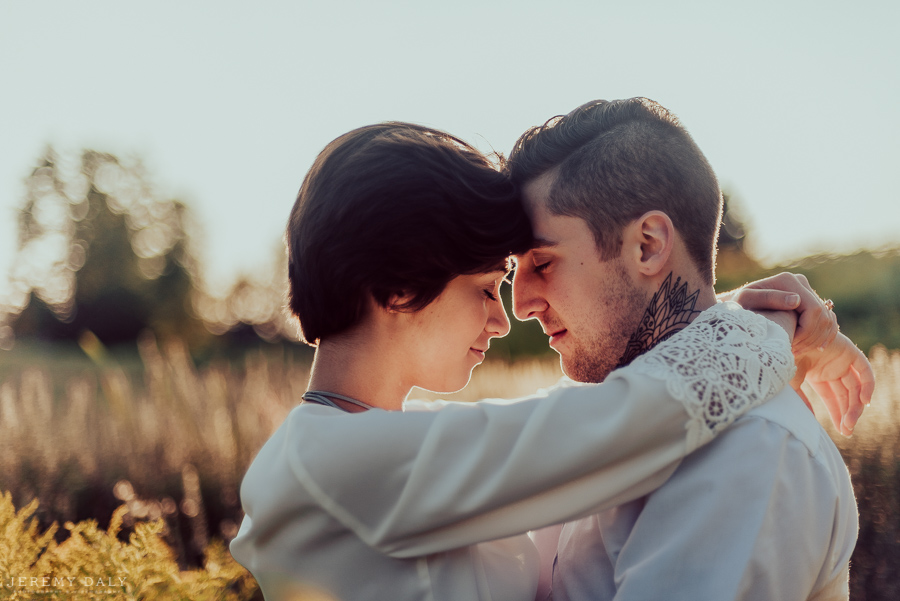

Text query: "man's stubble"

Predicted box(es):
[562, 261, 650, 384]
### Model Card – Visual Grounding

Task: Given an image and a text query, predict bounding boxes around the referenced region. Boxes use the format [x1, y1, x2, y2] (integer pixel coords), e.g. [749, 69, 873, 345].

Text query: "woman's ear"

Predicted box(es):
[621, 211, 675, 277]
[385, 291, 413, 314]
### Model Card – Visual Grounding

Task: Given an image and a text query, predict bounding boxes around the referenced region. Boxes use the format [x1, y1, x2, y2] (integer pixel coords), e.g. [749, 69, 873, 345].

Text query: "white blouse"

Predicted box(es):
[231, 303, 795, 601]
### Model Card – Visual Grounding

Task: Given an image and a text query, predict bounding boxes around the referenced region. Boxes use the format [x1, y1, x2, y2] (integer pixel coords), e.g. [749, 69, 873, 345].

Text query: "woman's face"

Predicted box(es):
[403, 269, 511, 393]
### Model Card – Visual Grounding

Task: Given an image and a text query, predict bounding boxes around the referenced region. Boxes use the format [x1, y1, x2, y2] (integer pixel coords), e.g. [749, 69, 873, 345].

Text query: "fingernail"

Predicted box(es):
[786, 294, 800, 307]
[818, 344, 826, 352]
[840, 416, 854, 435]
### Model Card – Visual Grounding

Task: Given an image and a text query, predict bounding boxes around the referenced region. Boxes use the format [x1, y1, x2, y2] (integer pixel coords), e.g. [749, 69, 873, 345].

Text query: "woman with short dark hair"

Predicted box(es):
[286, 122, 533, 348]
[230, 122, 841, 601]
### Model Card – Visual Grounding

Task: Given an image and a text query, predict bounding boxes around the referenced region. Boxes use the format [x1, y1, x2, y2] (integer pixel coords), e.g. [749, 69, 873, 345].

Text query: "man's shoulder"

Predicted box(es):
[648, 386, 853, 515]
[701, 388, 853, 498]
[740, 388, 829, 458]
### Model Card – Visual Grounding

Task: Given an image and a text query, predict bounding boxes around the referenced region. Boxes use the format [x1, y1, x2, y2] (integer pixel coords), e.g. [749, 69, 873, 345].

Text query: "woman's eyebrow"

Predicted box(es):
[484, 261, 511, 275]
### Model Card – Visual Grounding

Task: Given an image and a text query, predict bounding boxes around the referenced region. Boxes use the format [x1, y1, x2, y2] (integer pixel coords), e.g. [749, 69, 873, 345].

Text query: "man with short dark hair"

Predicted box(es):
[508, 98, 867, 600]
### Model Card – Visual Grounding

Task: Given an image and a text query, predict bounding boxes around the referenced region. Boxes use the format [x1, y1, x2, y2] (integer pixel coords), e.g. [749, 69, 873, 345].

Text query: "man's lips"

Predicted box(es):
[469, 347, 487, 360]
[547, 329, 567, 346]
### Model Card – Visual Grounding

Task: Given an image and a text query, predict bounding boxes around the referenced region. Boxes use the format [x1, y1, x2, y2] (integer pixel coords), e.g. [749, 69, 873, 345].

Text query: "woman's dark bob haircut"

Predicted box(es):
[287, 122, 533, 345]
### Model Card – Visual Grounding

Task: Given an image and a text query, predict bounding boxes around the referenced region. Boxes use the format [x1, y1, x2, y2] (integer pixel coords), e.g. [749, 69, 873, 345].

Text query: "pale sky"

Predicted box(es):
[2, 0, 898, 298]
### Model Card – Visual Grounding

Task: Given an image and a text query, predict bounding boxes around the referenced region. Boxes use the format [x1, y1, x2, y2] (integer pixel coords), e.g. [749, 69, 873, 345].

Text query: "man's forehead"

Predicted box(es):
[518, 208, 596, 256]
[527, 237, 559, 252]
[521, 171, 556, 212]
[511, 238, 556, 264]
[521, 170, 562, 239]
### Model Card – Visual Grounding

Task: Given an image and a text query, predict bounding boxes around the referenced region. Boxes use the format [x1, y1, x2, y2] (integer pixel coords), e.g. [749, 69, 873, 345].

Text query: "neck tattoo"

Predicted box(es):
[615, 272, 701, 368]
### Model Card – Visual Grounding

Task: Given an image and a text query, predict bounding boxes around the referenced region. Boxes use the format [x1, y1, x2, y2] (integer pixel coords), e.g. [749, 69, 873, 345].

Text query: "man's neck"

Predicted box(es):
[615, 272, 716, 368]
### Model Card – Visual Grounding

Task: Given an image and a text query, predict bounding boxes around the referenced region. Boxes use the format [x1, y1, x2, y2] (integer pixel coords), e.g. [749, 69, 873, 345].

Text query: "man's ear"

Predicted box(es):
[622, 211, 675, 277]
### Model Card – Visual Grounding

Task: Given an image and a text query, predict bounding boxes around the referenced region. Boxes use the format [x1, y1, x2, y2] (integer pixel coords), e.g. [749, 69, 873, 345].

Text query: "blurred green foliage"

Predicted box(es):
[772, 250, 900, 353]
[713, 195, 900, 355]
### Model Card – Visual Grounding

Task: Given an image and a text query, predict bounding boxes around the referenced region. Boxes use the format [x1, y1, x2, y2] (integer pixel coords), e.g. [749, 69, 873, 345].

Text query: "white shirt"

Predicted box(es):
[544, 388, 858, 601]
[230, 303, 795, 601]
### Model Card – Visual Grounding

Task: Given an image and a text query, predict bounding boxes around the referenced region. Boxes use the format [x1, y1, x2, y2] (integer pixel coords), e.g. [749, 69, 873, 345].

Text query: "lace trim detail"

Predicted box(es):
[627, 302, 795, 451]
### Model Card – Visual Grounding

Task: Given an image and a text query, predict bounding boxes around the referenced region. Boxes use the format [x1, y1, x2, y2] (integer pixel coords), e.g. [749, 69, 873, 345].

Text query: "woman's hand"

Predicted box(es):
[723, 272, 874, 436]
[721, 272, 838, 354]
[792, 333, 874, 437]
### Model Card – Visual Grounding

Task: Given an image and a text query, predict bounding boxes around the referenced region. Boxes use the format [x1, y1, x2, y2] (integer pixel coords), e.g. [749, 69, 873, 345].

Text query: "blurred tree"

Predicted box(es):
[194, 244, 303, 348]
[7, 148, 207, 348]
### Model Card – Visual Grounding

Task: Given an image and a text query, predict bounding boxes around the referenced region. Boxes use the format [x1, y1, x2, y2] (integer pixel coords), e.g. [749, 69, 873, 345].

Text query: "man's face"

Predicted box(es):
[512, 173, 649, 383]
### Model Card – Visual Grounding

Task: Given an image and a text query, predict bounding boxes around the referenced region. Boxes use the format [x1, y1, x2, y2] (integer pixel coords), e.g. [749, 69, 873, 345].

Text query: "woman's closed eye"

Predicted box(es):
[482, 270, 512, 301]
[483, 276, 508, 301]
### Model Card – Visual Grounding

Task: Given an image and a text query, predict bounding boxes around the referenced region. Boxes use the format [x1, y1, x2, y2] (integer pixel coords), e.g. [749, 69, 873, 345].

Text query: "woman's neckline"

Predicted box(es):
[302, 390, 376, 413]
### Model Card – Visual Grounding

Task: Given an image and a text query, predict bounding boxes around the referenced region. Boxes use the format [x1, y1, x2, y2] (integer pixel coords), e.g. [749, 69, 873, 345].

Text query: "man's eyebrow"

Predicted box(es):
[529, 238, 558, 250]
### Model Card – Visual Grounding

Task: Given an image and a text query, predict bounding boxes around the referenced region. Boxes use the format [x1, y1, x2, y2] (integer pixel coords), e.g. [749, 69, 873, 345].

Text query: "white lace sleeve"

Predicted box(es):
[627, 301, 795, 451]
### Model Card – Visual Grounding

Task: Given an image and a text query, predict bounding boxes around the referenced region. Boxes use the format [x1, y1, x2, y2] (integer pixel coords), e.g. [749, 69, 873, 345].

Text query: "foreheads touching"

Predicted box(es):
[507, 98, 723, 283]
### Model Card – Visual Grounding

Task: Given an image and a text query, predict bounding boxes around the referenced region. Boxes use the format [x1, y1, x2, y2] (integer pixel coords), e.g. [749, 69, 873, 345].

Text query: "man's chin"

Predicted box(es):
[559, 353, 613, 384]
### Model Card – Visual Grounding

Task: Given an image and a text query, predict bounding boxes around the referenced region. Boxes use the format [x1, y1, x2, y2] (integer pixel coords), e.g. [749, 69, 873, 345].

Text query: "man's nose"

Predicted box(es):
[512, 268, 547, 321]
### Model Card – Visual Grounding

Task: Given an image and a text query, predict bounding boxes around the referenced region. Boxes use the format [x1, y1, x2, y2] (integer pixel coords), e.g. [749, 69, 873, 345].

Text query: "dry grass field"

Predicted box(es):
[0, 339, 898, 599]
